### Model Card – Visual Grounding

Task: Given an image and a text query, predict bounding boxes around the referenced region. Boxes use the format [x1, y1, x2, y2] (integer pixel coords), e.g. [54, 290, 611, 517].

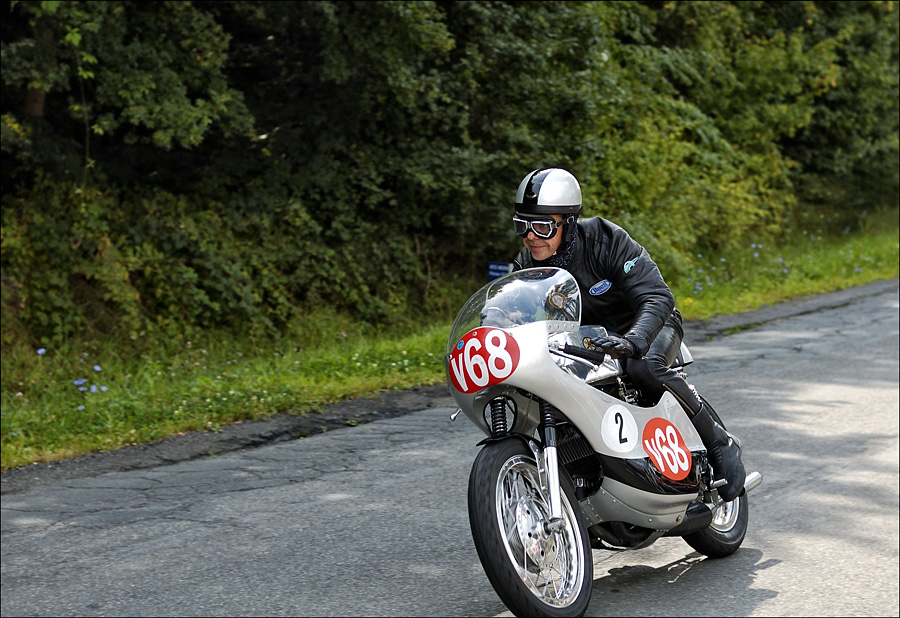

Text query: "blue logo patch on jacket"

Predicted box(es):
[589, 280, 612, 295]
[624, 257, 639, 273]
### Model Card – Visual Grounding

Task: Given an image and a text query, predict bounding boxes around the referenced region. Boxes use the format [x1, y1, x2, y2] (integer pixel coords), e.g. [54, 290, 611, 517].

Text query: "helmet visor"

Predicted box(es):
[513, 215, 562, 239]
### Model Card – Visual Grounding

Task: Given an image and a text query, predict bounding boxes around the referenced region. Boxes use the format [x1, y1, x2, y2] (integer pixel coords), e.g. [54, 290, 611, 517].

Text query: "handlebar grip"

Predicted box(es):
[562, 344, 607, 365]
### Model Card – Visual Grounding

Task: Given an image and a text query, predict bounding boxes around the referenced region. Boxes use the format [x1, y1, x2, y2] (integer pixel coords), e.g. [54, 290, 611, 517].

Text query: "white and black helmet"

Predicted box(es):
[515, 168, 582, 242]
[515, 168, 583, 215]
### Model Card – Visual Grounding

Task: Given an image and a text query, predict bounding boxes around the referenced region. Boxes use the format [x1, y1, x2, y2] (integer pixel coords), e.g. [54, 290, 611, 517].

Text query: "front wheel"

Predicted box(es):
[467, 438, 592, 617]
[682, 493, 749, 558]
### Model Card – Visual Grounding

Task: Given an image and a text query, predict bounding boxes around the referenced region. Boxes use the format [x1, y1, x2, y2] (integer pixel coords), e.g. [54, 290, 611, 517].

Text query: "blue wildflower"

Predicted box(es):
[73, 378, 87, 386]
[37, 348, 46, 355]
[100, 385, 108, 392]
[90, 385, 98, 393]
[753, 252, 759, 258]
[79, 386, 87, 392]
[93, 365, 102, 372]
[78, 405, 85, 411]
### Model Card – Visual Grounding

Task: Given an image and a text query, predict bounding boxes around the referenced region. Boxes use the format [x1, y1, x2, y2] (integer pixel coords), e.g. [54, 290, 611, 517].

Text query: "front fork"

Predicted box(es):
[533, 401, 565, 532]
[489, 396, 565, 532]
[539, 400, 564, 530]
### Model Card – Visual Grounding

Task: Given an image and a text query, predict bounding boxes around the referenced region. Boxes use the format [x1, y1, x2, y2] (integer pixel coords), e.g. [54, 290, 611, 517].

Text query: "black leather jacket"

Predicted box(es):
[512, 217, 675, 356]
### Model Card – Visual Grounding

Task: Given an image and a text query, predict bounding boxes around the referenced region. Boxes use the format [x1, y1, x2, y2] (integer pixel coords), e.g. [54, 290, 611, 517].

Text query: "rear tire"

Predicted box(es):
[468, 438, 592, 617]
[683, 493, 749, 558]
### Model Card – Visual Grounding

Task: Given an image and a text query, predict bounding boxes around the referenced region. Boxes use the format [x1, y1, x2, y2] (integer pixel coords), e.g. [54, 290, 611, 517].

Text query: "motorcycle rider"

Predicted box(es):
[511, 167, 746, 502]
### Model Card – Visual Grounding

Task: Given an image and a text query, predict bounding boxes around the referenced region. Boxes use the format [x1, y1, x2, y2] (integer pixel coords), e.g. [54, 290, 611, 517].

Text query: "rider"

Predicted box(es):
[510, 167, 746, 502]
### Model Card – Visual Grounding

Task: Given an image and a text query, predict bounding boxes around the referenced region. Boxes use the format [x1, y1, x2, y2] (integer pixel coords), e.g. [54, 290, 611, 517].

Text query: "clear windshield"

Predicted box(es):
[446, 267, 581, 354]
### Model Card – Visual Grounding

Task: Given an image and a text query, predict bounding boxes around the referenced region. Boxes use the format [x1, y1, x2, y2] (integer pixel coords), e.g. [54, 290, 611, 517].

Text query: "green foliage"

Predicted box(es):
[669, 206, 899, 318]
[568, 0, 898, 281]
[581, 2, 827, 275]
[1, 0, 254, 183]
[1, 175, 133, 344]
[1, 314, 450, 470]
[1, 0, 898, 347]
[212, 0, 604, 273]
[777, 1, 900, 212]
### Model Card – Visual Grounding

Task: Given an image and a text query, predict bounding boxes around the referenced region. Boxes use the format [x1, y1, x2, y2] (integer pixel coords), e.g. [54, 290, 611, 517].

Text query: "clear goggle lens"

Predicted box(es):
[513, 216, 561, 239]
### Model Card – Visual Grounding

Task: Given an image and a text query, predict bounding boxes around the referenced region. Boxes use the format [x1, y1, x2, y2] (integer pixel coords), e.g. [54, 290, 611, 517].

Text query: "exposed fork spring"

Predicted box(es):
[489, 397, 508, 436]
[539, 399, 557, 427]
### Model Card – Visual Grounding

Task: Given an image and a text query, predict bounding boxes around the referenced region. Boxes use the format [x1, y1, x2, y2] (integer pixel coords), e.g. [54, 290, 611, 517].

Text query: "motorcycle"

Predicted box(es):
[445, 267, 762, 617]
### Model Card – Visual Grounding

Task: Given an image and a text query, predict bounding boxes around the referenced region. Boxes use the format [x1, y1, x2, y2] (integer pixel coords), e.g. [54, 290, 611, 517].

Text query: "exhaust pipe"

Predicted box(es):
[665, 471, 764, 538]
[663, 502, 714, 537]
[743, 470, 763, 494]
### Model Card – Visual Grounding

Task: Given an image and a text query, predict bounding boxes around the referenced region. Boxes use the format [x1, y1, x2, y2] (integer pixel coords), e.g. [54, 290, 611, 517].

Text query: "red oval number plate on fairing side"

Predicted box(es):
[448, 328, 520, 394]
[642, 417, 692, 481]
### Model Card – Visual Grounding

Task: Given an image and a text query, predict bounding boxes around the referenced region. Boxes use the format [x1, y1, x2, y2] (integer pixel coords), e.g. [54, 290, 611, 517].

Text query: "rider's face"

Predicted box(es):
[523, 214, 564, 262]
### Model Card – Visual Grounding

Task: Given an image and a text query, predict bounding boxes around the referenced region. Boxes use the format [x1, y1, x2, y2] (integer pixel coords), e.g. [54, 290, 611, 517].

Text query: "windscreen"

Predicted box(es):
[446, 267, 581, 354]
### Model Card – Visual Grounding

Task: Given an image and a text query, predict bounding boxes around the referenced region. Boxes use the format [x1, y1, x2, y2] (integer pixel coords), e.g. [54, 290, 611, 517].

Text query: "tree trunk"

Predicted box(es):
[24, 88, 45, 118]
[24, 23, 54, 119]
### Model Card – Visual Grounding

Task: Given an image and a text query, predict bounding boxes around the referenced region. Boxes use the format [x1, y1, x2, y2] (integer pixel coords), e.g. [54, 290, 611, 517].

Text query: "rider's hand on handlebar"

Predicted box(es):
[588, 335, 636, 359]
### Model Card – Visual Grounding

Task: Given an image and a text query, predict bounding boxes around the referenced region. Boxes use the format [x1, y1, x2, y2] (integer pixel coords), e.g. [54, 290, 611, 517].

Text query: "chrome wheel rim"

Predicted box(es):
[494, 455, 586, 608]
[711, 496, 740, 531]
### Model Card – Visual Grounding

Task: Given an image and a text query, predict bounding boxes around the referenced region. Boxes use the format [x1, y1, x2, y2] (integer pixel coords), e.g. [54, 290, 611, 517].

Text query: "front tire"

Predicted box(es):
[682, 493, 749, 558]
[468, 438, 592, 617]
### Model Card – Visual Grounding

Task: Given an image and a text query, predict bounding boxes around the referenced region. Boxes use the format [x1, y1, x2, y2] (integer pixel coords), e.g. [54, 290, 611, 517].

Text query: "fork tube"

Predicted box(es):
[539, 400, 563, 524]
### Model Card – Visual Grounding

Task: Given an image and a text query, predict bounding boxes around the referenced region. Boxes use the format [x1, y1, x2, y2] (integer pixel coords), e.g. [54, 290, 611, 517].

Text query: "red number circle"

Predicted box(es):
[642, 418, 692, 481]
[448, 327, 520, 394]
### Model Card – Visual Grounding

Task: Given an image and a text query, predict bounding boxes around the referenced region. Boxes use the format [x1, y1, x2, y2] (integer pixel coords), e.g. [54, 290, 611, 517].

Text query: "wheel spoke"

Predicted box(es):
[541, 535, 567, 599]
[491, 453, 586, 609]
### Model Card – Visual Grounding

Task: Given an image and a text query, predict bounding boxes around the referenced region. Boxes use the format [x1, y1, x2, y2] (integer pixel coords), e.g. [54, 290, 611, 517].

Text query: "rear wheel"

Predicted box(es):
[468, 438, 592, 617]
[682, 493, 749, 558]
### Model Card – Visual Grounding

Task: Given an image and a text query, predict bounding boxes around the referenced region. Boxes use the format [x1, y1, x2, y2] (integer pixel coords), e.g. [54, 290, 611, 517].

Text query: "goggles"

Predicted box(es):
[513, 215, 565, 239]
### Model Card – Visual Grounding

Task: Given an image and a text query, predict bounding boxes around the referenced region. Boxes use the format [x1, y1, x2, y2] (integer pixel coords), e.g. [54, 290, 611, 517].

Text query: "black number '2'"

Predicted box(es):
[614, 412, 628, 444]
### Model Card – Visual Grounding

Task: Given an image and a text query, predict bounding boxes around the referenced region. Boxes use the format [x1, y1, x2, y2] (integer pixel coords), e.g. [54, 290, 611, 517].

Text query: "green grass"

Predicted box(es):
[2, 208, 898, 471]
[669, 208, 899, 318]
[1, 321, 450, 470]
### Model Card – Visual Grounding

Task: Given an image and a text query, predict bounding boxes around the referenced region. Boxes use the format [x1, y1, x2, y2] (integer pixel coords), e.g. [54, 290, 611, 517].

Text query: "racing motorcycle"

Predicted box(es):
[445, 267, 762, 617]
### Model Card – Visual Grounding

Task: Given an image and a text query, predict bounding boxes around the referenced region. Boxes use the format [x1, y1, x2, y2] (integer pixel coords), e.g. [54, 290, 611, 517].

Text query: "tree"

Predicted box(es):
[775, 1, 900, 213]
[1, 0, 254, 186]
[2, 1, 897, 345]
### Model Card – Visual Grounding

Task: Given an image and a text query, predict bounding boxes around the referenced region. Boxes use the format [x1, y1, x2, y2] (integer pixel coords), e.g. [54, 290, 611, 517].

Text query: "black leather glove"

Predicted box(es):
[589, 335, 637, 359]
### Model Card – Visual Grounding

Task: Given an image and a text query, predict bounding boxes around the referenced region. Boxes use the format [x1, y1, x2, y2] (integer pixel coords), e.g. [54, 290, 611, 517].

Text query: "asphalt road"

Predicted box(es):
[1, 279, 898, 617]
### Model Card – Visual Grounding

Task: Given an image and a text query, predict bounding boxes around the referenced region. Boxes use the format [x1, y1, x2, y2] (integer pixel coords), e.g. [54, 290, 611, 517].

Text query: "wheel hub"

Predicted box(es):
[514, 496, 559, 569]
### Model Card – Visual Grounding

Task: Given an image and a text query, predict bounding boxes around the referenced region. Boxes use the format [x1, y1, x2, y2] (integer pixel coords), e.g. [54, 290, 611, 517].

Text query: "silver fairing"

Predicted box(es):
[445, 268, 705, 530]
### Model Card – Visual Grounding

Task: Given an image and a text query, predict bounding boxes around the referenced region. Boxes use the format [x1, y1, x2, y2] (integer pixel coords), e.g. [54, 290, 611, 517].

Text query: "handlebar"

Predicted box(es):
[560, 343, 608, 365]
